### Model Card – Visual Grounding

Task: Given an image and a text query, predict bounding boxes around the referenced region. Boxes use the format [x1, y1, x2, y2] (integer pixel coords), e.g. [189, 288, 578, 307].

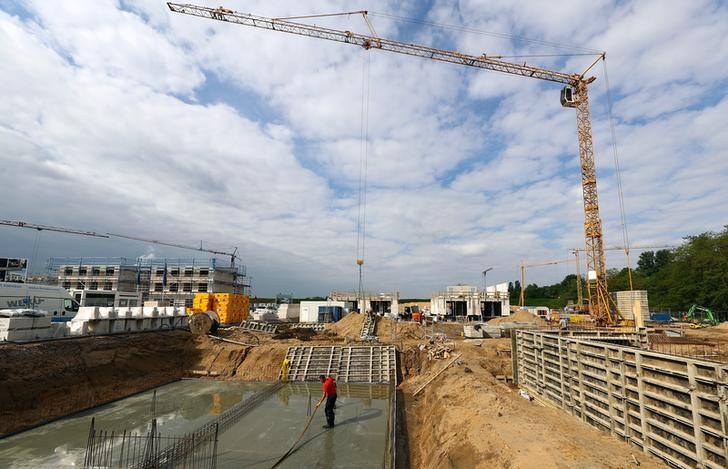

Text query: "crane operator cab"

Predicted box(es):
[560, 86, 577, 108]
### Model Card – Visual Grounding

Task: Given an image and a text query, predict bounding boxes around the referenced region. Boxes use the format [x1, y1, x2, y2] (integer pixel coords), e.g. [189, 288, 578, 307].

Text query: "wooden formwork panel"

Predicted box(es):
[516, 330, 728, 469]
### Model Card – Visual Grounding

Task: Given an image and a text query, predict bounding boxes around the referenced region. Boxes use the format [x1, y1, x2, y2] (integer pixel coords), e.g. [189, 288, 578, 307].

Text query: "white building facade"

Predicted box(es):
[430, 283, 510, 320]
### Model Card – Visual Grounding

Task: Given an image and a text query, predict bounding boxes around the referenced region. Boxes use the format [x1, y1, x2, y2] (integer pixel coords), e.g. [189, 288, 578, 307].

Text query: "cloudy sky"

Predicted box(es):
[1, 0, 726, 297]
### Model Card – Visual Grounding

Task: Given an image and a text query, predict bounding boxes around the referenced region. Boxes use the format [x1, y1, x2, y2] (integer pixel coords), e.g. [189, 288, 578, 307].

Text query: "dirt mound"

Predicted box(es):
[487, 309, 547, 326]
[713, 321, 728, 329]
[376, 317, 425, 341]
[324, 312, 364, 336]
[403, 338, 665, 469]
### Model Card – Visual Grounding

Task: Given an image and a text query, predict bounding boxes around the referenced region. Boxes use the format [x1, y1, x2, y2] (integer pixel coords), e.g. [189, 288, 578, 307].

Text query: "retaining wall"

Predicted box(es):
[514, 330, 728, 469]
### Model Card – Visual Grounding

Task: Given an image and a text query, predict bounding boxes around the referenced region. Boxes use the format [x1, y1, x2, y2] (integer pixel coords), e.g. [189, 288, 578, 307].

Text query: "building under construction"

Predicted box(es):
[430, 283, 511, 320]
[49, 257, 249, 307]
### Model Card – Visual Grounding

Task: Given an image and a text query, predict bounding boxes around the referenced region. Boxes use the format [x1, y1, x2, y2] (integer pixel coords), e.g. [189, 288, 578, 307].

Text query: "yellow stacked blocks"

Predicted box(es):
[189, 293, 213, 315]
[211, 293, 250, 324]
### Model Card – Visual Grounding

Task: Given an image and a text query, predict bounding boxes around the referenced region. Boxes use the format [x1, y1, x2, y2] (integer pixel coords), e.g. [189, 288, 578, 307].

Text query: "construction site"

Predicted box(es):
[1, 310, 727, 468]
[2, 1, 727, 468]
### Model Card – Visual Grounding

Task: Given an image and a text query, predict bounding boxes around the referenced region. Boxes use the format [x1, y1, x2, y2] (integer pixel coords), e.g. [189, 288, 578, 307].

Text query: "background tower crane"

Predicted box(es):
[168, 3, 615, 323]
[1, 219, 109, 238]
[570, 244, 675, 309]
[519, 259, 572, 308]
[106, 232, 239, 268]
[0, 219, 109, 283]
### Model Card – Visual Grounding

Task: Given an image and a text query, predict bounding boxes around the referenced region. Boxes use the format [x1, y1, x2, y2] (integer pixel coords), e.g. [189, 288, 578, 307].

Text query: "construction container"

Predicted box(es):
[612, 290, 649, 322]
[650, 312, 673, 322]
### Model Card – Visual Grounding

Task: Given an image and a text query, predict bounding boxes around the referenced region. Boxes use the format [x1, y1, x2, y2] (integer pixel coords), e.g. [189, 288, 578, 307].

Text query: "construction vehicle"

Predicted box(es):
[403, 305, 421, 321]
[684, 304, 718, 327]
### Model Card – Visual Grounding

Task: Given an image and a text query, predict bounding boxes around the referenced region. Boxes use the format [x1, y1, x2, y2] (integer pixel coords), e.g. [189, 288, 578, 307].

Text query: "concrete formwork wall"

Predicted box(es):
[515, 330, 728, 469]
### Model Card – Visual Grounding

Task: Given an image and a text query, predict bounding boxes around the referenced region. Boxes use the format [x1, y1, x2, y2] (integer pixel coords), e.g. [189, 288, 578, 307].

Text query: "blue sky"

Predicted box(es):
[1, 0, 727, 297]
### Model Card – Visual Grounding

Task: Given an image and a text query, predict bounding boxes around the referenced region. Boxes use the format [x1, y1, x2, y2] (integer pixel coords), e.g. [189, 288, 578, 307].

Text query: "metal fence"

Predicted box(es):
[514, 330, 728, 469]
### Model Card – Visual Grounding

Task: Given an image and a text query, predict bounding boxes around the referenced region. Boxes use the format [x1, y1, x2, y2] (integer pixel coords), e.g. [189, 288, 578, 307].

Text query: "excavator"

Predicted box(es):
[684, 305, 719, 328]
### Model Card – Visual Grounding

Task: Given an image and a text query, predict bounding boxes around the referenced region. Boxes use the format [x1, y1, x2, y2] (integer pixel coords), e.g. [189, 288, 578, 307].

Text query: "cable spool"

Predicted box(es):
[188, 311, 220, 335]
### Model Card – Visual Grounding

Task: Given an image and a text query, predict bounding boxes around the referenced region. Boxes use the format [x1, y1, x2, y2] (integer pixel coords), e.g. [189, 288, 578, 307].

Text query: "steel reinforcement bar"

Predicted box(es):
[514, 330, 728, 469]
[132, 381, 284, 468]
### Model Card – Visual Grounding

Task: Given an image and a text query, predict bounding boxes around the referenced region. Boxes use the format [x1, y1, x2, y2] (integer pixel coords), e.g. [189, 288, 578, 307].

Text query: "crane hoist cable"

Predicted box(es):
[355, 50, 371, 303]
[602, 57, 633, 290]
[28, 230, 42, 282]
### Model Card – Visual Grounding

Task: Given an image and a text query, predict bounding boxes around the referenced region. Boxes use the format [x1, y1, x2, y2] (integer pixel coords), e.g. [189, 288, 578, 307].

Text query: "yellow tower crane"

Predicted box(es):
[569, 244, 676, 310]
[168, 3, 615, 324]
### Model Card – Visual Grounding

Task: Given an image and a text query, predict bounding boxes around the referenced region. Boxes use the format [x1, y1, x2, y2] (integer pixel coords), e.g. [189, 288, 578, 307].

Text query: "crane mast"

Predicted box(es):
[167, 3, 614, 324]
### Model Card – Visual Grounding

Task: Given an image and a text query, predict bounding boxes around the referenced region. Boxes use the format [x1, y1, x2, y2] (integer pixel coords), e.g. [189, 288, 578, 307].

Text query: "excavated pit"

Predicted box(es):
[0, 316, 670, 468]
[0, 380, 393, 468]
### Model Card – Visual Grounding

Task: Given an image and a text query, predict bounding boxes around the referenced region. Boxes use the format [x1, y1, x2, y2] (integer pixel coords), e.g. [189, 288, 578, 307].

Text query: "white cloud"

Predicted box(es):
[1, 1, 727, 296]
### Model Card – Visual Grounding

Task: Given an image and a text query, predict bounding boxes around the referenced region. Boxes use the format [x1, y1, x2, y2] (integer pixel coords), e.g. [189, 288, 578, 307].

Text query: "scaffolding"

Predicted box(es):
[47, 257, 250, 306]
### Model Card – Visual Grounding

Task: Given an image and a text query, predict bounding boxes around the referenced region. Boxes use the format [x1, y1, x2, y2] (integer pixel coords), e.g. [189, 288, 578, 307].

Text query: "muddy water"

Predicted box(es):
[0, 380, 390, 468]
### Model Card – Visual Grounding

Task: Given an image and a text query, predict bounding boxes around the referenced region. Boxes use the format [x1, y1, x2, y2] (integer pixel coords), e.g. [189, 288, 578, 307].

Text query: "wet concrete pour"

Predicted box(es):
[0, 380, 391, 468]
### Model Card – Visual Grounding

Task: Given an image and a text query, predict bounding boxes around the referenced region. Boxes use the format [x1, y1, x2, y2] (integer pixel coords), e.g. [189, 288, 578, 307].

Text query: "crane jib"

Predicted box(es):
[167, 3, 582, 86]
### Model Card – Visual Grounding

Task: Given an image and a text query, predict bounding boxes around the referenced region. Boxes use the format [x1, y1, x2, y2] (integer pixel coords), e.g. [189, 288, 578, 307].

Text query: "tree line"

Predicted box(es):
[509, 226, 728, 313]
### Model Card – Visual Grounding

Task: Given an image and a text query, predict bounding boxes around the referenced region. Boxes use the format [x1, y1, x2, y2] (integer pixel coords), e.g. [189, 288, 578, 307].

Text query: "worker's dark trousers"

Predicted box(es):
[325, 394, 337, 427]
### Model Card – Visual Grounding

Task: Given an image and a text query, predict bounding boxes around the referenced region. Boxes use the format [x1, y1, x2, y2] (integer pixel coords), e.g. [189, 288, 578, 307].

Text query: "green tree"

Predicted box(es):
[637, 251, 656, 275]
[654, 249, 672, 271]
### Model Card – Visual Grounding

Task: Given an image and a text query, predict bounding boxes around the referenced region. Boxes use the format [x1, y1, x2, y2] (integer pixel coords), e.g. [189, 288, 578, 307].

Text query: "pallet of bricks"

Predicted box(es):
[192, 293, 250, 325]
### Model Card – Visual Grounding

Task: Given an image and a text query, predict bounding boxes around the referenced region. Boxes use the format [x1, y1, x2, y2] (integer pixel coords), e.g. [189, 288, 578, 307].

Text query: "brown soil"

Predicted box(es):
[324, 312, 364, 337]
[0, 331, 198, 435]
[376, 317, 427, 341]
[401, 338, 665, 469]
[487, 309, 547, 326]
[0, 320, 677, 467]
[0, 329, 294, 436]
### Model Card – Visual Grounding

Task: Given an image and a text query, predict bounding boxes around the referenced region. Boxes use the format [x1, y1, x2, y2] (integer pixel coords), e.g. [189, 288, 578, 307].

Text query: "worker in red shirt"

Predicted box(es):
[316, 374, 337, 428]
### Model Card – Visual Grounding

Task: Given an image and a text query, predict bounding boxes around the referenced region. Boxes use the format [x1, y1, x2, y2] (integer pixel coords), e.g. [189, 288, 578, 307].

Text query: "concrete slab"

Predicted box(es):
[0, 380, 392, 468]
[218, 383, 390, 468]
